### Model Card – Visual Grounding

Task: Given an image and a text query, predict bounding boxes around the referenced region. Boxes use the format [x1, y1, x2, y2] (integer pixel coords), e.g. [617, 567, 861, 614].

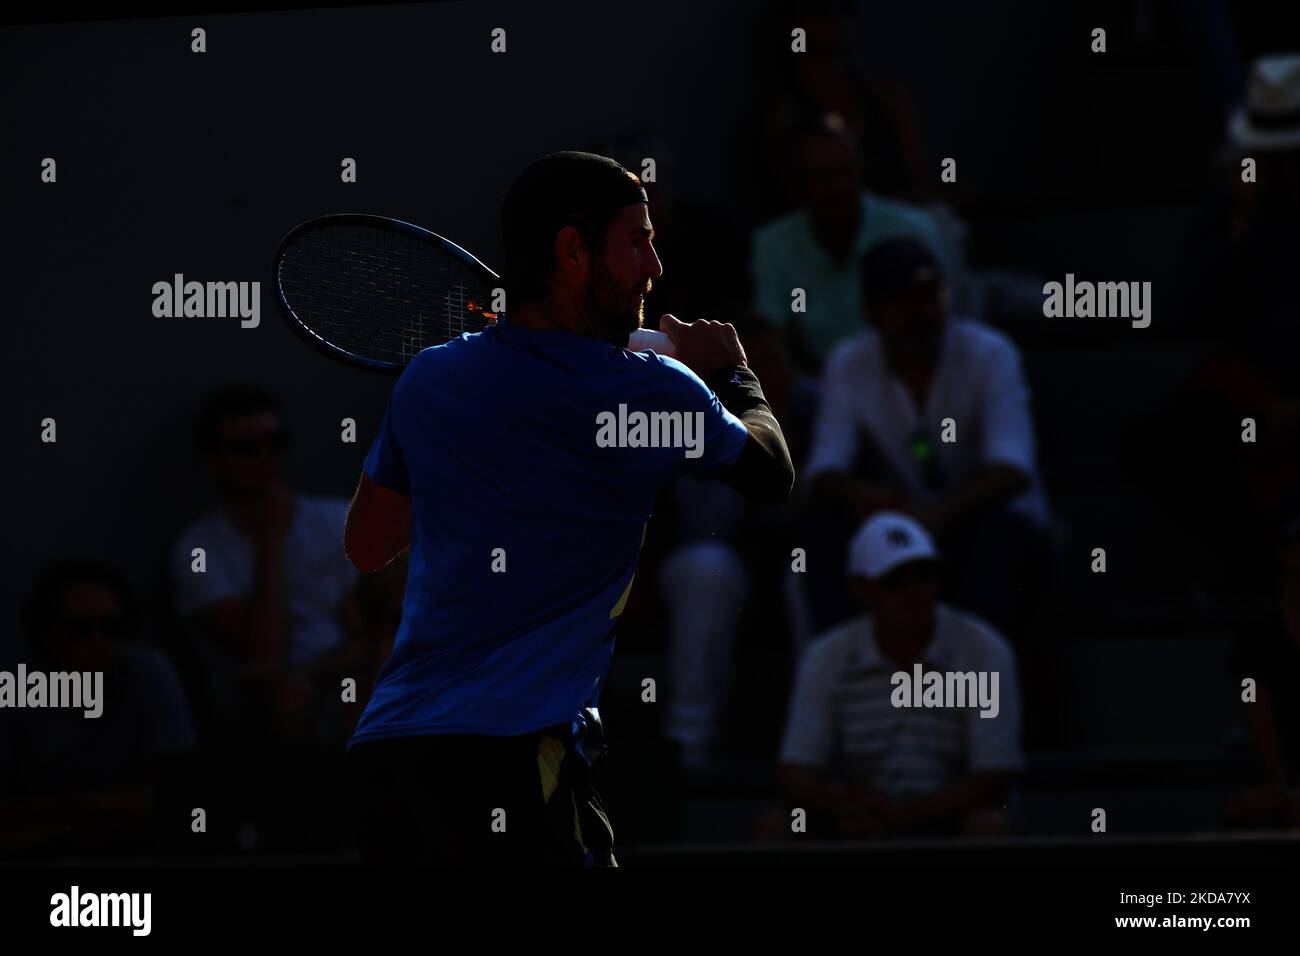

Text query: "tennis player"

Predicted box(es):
[343, 151, 794, 866]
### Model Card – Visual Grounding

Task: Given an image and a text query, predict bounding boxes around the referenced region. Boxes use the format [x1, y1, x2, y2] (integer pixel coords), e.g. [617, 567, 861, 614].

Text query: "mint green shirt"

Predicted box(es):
[751, 192, 957, 363]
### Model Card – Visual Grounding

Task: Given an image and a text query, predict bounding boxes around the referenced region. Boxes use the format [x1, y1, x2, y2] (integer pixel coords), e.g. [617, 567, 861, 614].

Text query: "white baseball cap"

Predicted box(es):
[847, 510, 941, 580]
[1228, 54, 1300, 151]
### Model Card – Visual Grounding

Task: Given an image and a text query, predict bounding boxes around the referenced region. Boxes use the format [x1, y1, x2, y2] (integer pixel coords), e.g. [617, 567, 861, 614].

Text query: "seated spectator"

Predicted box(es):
[170, 386, 366, 753]
[803, 237, 1057, 643]
[751, 6, 1010, 319]
[754, 0, 931, 211]
[750, 111, 968, 371]
[773, 512, 1023, 839]
[658, 312, 820, 768]
[0, 557, 197, 858]
[1226, 505, 1300, 829]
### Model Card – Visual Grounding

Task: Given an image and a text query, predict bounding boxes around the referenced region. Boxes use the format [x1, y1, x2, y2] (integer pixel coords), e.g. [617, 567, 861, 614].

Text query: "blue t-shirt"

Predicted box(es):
[350, 321, 750, 744]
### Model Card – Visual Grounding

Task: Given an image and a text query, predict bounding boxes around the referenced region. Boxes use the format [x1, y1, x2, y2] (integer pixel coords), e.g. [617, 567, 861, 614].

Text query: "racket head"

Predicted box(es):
[272, 214, 503, 374]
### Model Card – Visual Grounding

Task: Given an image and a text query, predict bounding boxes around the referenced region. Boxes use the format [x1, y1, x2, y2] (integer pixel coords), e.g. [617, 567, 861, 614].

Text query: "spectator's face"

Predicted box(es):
[796, 134, 860, 220]
[869, 277, 948, 368]
[46, 581, 126, 673]
[855, 561, 939, 641]
[209, 411, 287, 497]
[583, 203, 663, 343]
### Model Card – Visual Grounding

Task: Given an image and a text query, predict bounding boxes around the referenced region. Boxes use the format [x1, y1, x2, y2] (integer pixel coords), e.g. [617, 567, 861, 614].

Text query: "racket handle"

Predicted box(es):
[627, 328, 678, 358]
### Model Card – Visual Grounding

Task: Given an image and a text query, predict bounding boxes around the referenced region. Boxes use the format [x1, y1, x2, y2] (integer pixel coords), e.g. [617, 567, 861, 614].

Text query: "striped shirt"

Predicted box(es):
[779, 606, 1024, 799]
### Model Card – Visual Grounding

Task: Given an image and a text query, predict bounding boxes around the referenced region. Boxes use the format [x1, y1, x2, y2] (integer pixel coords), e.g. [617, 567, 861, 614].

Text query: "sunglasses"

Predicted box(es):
[224, 426, 290, 459]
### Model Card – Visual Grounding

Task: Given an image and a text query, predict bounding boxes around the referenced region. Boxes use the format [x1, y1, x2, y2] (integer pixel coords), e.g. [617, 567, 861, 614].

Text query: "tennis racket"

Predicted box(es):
[272, 213, 677, 374]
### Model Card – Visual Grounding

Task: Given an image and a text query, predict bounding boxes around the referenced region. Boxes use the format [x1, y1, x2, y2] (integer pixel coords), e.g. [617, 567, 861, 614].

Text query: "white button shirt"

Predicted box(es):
[803, 318, 1051, 527]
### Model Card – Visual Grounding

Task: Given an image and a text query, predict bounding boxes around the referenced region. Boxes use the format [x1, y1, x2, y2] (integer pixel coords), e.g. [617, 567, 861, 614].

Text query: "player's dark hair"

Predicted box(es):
[194, 385, 281, 452]
[501, 152, 648, 308]
[20, 555, 141, 646]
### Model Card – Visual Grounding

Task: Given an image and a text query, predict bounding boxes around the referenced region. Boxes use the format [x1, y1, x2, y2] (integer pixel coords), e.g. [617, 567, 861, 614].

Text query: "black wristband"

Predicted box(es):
[703, 363, 771, 417]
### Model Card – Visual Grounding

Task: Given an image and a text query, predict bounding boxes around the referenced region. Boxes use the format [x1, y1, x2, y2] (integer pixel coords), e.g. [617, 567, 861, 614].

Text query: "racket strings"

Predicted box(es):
[277, 222, 493, 365]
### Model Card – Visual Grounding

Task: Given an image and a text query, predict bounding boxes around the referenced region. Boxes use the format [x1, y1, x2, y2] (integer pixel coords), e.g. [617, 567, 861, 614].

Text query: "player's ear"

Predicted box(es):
[553, 225, 587, 283]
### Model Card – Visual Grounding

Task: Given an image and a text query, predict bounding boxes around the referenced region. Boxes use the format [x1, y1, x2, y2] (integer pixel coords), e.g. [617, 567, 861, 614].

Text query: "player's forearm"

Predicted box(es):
[345, 525, 410, 574]
[345, 473, 413, 572]
[706, 364, 794, 504]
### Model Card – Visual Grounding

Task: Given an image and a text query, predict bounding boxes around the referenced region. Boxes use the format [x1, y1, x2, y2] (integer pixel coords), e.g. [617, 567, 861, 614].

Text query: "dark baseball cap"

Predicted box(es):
[859, 236, 945, 303]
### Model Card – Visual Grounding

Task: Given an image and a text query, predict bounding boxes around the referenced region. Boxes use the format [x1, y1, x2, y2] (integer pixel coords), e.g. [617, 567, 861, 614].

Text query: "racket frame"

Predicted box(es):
[271, 213, 502, 375]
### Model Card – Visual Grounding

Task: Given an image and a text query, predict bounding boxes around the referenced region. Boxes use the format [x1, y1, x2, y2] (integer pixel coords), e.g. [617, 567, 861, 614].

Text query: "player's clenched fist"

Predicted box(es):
[658, 314, 748, 379]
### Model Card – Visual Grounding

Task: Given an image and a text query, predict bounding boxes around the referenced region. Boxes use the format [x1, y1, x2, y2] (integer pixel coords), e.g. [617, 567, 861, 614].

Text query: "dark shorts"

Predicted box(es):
[348, 718, 616, 867]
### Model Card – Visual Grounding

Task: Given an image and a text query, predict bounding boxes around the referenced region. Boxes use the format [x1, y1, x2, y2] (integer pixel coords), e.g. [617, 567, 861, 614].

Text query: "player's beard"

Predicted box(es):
[584, 256, 647, 347]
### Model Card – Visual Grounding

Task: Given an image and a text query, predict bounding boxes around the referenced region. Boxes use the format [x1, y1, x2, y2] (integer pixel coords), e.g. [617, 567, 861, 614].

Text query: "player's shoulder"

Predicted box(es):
[626, 349, 713, 395]
[387, 333, 484, 409]
[627, 352, 758, 445]
[405, 331, 477, 373]
[402, 326, 496, 374]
